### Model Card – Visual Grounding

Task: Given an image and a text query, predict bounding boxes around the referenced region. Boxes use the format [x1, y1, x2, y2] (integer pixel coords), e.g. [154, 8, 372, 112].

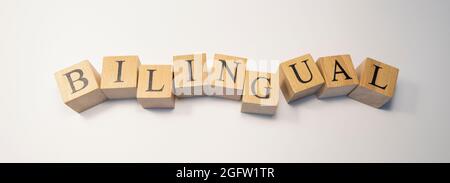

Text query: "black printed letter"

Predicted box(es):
[332, 60, 352, 81]
[251, 77, 271, 99]
[369, 65, 387, 90]
[186, 60, 194, 81]
[289, 60, 313, 83]
[146, 69, 164, 92]
[64, 69, 88, 94]
[217, 60, 240, 83]
[115, 60, 125, 82]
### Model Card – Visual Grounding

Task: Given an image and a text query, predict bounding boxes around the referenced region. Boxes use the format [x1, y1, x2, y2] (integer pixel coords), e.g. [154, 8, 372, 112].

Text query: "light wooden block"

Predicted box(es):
[279, 54, 325, 103]
[348, 58, 399, 108]
[206, 54, 247, 100]
[241, 71, 279, 115]
[101, 55, 141, 99]
[137, 65, 175, 109]
[54, 60, 107, 113]
[316, 55, 359, 98]
[173, 53, 207, 97]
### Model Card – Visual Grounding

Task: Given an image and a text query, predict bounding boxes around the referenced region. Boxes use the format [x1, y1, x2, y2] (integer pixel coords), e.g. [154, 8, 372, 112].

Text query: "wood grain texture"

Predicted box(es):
[279, 54, 324, 103]
[136, 65, 175, 109]
[348, 58, 399, 108]
[206, 53, 247, 100]
[173, 53, 207, 97]
[241, 71, 279, 115]
[54, 60, 106, 113]
[316, 55, 359, 98]
[100, 55, 141, 99]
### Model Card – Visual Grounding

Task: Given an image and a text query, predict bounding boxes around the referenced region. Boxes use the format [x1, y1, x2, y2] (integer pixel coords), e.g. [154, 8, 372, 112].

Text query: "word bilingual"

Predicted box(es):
[55, 53, 399, 115]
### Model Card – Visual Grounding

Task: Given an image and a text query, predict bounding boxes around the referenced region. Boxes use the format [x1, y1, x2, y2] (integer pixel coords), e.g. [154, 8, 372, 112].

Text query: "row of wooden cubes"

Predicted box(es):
[55, 53, 399, 115]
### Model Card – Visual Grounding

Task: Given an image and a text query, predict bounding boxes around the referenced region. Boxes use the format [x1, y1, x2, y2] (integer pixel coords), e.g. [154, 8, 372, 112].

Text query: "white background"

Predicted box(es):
[1, 0, 449, 162]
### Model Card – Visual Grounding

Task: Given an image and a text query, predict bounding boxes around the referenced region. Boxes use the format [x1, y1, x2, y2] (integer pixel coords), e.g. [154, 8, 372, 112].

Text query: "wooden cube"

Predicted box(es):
[279, 54, 325, 103]
[241, 71, 279, 115]
[54, 60, 107, 113]
[206, 54, 247, 100]
[173, 53, 207, 97]
[137, 65, 175, 109]
[316, 55, 359, 98]
[100, 55, 141, 99]
[348, 58, 399, 108]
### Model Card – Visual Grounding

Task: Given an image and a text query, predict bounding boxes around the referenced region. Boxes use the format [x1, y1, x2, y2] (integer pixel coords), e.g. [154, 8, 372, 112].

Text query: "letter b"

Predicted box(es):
[64, 69, 88, 94]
